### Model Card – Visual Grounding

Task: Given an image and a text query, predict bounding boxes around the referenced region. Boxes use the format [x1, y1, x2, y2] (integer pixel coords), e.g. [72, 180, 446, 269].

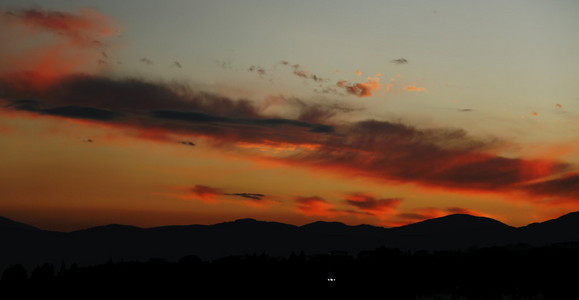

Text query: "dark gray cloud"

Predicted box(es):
[4, 99, 41, 111]
[281, 120, 570, 191]
[281, 61, 324, 83]
[391, 58, 408, 64]
[248, 65, 266, 77]
[2, 73, 575, 201]
[151, 110, 334, 133]
[521, 173, 579, 199]
[140, 57, 153, 65]
[6, 99, 119, 121]
[43, 106, 119, 121]
[225, 193, 266, 201]
[179, 141, 195, 146]
[344, 193, 402, 216]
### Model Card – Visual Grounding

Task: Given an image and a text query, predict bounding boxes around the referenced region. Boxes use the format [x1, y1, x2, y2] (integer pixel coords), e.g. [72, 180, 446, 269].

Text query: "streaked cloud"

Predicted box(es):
[391, 58, 408, 64]
[403, 85, 427, 92]
[344, 193, 401, 218]
[0, 8, 118, 89]
[140, 57, 153, 65]
[190, 185, 223, 203]
[1, 8, 116, 45]
[225, 193, 266, 201]
[2, 72, 576, 203]
[294, 196, 337, 217]
[281, 61, 324, 83]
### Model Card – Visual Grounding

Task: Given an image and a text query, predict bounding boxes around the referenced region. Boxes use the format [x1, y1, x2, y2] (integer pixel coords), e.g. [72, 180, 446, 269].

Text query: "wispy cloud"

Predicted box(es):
[391, 58, 408, 64]
[2, 8, 116, 45]
[281, 61, 324, 83]
[403, 85, 426, 92]
[248, 65, 266, 77]
[521, 172, 579, 200]
[171, 184, 272, 206]
[140, 57, 153, 65]
[190, 185, 223, 203]
[225, 193, 266, 201]
[294, 196, 337, 217]
[0, 8, 118, 89]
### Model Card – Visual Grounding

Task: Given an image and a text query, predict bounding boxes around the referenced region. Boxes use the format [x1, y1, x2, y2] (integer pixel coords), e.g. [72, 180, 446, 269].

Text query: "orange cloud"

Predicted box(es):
[294, 196, 337, 217]
[403, 85, 426, 92]
[190, 185, 223, 203]
[344, 193, 401, 218]
[336, 77, 381, 97]
[2, 65, 577, 206]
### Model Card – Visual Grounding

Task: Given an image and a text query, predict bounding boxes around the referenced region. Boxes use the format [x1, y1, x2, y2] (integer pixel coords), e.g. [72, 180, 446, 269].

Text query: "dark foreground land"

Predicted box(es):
[2, 243, 578, 299]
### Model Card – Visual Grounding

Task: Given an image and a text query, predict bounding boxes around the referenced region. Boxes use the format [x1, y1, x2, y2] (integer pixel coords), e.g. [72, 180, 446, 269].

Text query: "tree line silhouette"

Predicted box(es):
[2, 243, 578, 298]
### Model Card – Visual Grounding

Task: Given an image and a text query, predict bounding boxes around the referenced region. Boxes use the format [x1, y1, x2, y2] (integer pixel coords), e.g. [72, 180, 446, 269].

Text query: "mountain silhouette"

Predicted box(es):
[385, 214, 516, 250]
[3, 212, 579, 272]
[519, 211, 579, 245]
[395, 214, 512, 233]
[0, 216, 40, 231]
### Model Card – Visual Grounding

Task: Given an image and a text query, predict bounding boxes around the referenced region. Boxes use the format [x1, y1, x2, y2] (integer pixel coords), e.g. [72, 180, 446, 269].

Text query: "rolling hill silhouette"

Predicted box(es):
[385, 214, 517, 250]
[2, 212, 579, 272]
[0, 216, 40, 231]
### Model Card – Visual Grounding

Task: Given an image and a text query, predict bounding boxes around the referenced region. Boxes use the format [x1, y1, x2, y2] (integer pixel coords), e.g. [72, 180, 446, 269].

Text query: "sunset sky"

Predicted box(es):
[1, 0, 579, 231]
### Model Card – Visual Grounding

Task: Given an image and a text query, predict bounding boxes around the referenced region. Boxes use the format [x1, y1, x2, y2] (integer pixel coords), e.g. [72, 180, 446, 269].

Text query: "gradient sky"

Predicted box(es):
[1, 0, 579, 231]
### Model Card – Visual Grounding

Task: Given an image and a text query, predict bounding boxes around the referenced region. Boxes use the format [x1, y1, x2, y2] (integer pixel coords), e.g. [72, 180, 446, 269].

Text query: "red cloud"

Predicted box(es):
[2, 74, 573, 204]
[165, 184, 273, 207]
[521, 172, 579, 200]
[4, 8, 115, 45]
[190, 185, 223, 203]
[294, 196, 337, 217]
[0, 8, 118, 90]
[1, 53, 576, 206]
[276, 120, 570, 195]
[344, 193, 401, 218]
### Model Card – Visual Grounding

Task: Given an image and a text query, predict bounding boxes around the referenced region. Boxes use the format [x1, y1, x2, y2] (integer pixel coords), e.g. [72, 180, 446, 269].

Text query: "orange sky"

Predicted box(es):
[2, 3, 579, 231]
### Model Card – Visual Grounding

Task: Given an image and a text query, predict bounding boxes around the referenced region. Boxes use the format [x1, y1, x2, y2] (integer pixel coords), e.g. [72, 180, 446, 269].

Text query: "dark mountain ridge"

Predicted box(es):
[0, 216, 40, 231]
[2, 212, 579, 272]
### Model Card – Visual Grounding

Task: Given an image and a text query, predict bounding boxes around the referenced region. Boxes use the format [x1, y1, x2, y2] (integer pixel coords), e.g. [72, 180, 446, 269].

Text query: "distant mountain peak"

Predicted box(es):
[233, 218, 259, 223]
[522, 210, 579, 230]
[554, 211, 579, 221]
[395, 213, 513, 233]
[302, 220, 348, 227]
[214, 218, 297, 231]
